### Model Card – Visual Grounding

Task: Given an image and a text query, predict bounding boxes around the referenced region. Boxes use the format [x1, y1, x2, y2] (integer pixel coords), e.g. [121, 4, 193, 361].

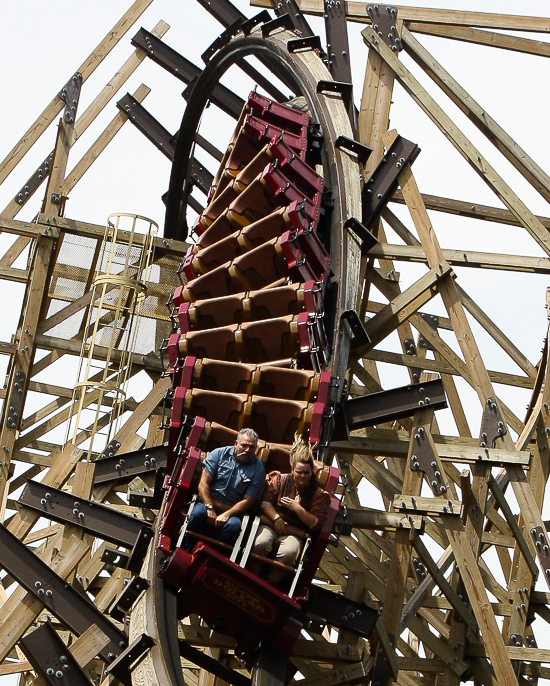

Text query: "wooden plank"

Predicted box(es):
[0, 0, 154, 187]
[359, 349, 532, 390]
[362, 28, 550, 257]
[368, 243, 550, 275]
[390, 190, 550, 230]
[444, 518, 519, 686]
[251, 1, 550, 31]
[0, 238, 55, 508]
[407, 21, 550, 57]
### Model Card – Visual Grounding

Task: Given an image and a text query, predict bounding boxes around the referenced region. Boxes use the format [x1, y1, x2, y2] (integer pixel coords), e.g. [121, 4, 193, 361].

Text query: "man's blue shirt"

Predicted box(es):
[203, 445, 265, 505]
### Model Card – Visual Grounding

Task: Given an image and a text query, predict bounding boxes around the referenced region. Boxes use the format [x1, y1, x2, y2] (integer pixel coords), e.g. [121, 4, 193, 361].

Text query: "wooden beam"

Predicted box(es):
[251, 1, 550, 31]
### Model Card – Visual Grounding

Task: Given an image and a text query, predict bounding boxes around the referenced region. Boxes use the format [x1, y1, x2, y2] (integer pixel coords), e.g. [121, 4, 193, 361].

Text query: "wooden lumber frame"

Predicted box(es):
[2, 3, 550, 686]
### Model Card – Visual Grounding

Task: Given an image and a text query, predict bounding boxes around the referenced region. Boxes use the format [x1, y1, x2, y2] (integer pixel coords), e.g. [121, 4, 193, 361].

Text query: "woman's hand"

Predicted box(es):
[280, 496, 301, 513]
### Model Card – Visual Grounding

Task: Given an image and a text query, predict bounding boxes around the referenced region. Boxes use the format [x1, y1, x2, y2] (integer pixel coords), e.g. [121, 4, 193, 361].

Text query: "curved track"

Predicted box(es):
[130, 24, 362, 686]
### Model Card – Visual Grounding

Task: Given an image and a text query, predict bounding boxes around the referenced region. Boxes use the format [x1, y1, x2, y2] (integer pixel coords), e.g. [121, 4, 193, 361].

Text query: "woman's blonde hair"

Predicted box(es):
[289, 433, 315, 471]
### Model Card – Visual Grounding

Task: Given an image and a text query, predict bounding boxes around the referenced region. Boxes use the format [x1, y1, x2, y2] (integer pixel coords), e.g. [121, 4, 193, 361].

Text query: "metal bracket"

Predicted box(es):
[340, 309, 370, 351]
[59, 72, 82, 124]
[287, 35, 322, 53]
[128, 466, 166, 510]
[19, 480, 151, 548]
[403, 338, 424, 383]
[109, 576, 150, 622]
[479, 397, 506, 447]
[418, 312, 439, 351]
[201, 18, 244, 62]
[6, 371, 25, 429]
[324, 0, 352, 83]
[102, 547, 130, 570]
[98, 439, 121, 461]
[337, 379, 447, 440]
[335, 135, 372, 164]
[304, 584, 378, 637]
[93, 444, 166, 485]
[0, 521, 127, 663]
[15, 153, 54, 206]
[127, 526, 155, 573]
[242, 10, 271, 35]
[362, 135, 420, 227]
[367, 5, 402, 52]
[316, 81, 353, 110]
[410, 426, 448, 494]
[531, 526, 550, 585]
[344, 217, 378, 254]
[261, 13, 294, 36]
[106, 633, 155, 685]
[20, 621, 93, 686]
[274, 0, 314, 37]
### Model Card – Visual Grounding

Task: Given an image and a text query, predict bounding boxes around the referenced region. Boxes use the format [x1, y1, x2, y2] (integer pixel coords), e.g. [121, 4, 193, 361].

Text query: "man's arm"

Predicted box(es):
[215, 494, 257, 527]
[198, 469, 217, 525]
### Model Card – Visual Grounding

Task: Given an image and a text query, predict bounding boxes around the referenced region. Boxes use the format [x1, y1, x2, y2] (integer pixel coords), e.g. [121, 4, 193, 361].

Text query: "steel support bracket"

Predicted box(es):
[59, 72, 82, 124]
[6, 371, 25, 429]
[261, 13, 294, 37]
[410, 426, 448, 494]
[340, 309, 370, 351]
[242, 10, 271, 35]
[19, 480, 151, 548]
[106, 633, 155, 686]
[334, 378, 447, 440]
[531, 526, 550, 586]
[324, 0, 352, 83]
[102, 547, 130, 569]
[403, 337, 424, 382]
[98, 439, 121, 461]
[287, 35, 322, 53]
[14, 154, 54, 207]
[0, 522, 127, 663]
[367, 5, 402, 52]
[304, 584, 379, 637]
[316, 81, 353, 110]
[128, 466, 166, 510]
[20, 621, 92, 686]
[418, 312, 439, 351]
[274, 0, 314, 37]
[344, 217, 378, 254]
[109, 575, 150, 622]
[480, 397, 507, 447]
[335, 135, 372, 165]
[93, 444, 167, 485]
[127, 525, 155, 573]
[362, 136, 420, 227]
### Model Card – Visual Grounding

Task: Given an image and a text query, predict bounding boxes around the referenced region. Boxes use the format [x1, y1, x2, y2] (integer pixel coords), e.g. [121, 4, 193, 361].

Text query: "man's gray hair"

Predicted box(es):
[237, 428, 259, 444]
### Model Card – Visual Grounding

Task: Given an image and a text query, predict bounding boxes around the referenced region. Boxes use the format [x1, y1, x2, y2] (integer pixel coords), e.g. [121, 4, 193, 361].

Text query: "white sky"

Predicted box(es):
[1, 0, 550, 682]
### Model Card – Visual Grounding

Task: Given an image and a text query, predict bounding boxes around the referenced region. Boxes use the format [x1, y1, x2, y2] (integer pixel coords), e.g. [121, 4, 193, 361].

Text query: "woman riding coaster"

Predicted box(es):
[252, 434, 330, 585]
